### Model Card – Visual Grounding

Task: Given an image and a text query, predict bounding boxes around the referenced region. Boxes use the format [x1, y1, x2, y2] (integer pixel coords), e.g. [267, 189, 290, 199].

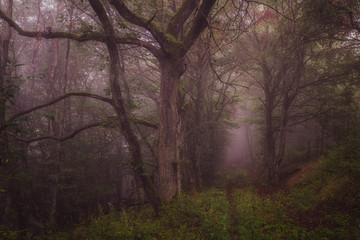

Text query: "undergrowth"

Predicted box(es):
[36, 189, 231, 240]
[2, 136, 360, 239]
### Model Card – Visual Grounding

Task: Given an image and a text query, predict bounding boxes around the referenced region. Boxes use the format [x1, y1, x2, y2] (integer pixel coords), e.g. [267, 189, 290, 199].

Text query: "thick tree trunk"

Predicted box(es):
[157, 56, 184, 202]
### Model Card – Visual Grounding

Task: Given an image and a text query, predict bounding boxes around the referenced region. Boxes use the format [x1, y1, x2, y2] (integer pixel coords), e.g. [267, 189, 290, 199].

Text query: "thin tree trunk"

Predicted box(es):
[191, 96, 202, 192]
[50, 6, 74, 223]
[274, 103, 289, 182]
[0, 0, 12, 154]
[192, 45, 208, 191]
[89, 0, 161, 212]
[0, 0, 13, 224]
[264, 83, 276, 181]
[4, 194, 11, 224]
[274, 49, 304, 182]
[245, 123, 256, 169]
[49, 38, 60, 224]
[115, 144, 123, 205]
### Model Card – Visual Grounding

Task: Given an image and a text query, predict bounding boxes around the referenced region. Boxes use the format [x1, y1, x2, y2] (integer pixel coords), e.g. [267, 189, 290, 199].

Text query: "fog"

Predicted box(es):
[225, 127, 247, 163]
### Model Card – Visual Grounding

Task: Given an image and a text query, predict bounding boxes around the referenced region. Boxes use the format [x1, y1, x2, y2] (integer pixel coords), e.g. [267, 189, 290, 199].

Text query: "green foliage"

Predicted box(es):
[0, 76, 20, 107]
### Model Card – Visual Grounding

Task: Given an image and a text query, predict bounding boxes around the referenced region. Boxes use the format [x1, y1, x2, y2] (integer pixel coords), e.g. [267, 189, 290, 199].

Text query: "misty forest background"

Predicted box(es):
[1, 0, 360, 239]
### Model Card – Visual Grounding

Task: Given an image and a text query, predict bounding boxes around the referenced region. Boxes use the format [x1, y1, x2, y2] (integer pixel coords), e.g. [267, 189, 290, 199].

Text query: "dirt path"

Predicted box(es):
[224, 168, 296, 239]
[226, 180, 239, 240]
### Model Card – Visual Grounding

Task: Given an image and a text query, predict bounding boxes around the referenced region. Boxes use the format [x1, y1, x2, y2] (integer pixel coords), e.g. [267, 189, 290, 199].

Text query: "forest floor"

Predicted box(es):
[48, 159, 360, 239]
[3, 142, 360, 239]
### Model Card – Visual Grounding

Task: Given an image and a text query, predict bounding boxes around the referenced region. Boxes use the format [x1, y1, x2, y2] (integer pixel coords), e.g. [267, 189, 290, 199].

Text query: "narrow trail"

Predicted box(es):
[226, 169, 285, 197]
[226, 180, 239, 240]
[224, 168, 293, 240]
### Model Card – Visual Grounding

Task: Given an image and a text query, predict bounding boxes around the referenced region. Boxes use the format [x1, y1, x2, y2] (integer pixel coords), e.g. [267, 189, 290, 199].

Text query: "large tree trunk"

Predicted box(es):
[157, 56, 184, 202]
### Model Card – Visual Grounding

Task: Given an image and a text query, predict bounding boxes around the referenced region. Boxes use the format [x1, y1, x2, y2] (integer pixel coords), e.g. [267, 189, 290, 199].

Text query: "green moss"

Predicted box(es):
[163, 33, 184, 55]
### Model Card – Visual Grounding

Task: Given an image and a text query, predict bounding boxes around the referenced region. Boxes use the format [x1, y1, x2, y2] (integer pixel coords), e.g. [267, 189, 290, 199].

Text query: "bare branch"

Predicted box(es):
[7, 121, 103, 143]
[244, 0, 293, 22]
[6, 113, 158, 144]
[166, 0, 199, 38]
[1, 92, 111, 132]
[146, 10, 158, 25]
[131, 116, 158, 129]
[109, 0, 169, 48]
[0, 7, 161, 56]
[209, 58, 247, 90]
[183, 0, 217, 52]
[115, 36, 161, 57]
[0, 8, 105, 42]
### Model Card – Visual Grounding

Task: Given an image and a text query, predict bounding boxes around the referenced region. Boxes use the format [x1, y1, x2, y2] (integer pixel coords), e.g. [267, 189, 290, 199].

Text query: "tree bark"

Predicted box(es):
[157, 56, 184, 202]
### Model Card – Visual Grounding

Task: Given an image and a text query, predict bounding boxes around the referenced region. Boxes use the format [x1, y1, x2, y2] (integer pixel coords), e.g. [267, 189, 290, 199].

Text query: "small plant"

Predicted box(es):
[0, 225, 18, 240]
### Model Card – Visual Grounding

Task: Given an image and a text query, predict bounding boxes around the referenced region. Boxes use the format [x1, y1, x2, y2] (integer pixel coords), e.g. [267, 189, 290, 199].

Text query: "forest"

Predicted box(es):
[0, 0, 360, 239]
